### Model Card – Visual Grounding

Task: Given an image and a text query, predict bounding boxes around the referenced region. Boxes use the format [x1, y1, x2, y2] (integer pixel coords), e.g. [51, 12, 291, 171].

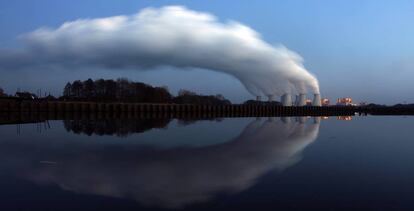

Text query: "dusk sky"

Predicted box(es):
[1, 0, 413, 104]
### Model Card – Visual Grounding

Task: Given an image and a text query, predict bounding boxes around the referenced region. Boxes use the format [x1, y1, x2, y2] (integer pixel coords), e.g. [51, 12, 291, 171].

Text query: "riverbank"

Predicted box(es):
[2, 99, 414, 116]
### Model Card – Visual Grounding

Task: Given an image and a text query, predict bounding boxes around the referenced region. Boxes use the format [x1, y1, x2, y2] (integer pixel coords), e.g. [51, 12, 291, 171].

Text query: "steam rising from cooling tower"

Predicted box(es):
[0, 6, 320, 98]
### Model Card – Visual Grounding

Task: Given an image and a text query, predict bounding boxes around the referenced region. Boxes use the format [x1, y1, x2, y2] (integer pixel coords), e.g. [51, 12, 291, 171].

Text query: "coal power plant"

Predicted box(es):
[1, 6, 412, 116]
[256, 93, 322, 107]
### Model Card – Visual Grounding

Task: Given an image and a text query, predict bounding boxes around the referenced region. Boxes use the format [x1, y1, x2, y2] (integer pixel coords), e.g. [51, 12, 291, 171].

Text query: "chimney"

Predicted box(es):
[298, 93, 307, 106]
[312, 94, 322, 106]
[256, 96, 261, 101]
[281, 94, 292, 106]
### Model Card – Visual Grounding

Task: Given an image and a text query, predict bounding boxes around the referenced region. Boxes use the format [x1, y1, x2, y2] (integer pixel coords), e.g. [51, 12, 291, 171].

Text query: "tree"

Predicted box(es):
[83, 78, 95, 99]
[71, 80, 83, 98]
[95, 79, 106, 99]
[104, 79, 117, 101]
[63, 82, 72, 97]
[178, 89, 197, 96]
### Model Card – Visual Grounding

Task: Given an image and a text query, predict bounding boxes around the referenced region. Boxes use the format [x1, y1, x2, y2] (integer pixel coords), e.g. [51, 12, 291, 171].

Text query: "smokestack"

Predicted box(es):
[281, 94, 292, 106]
[267, 95, 275, 102]
[297, 94, 306, 106]
[256, 96, 262, 101]
[312, 94, 322, 106]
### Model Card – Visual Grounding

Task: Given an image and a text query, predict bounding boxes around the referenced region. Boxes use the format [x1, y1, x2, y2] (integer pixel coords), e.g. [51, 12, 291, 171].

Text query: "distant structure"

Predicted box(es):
[256, 96, 262, 101]
[358, 102, 368, 106]
[312, 94, 322, 106]
[267, 95, 275, 102]
[297, 94, 307, 106]
[337, 97, 353, 106]
[281, 94, 292, 106]
[15, 92, 37, 100]
[337, 116, 353, 121]
[321, 98, 330, 106]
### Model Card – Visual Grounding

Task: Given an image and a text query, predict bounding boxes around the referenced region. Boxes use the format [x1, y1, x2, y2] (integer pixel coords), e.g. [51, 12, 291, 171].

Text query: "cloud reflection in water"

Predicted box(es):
[1, 117, 320, 208]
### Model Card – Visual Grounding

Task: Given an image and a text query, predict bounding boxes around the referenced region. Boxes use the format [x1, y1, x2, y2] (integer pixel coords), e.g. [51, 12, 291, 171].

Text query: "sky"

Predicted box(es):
[0, 0, 413, 104]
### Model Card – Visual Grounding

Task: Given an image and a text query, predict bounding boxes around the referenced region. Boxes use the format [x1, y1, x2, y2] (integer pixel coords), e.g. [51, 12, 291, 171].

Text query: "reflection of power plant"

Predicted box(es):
[337, 116, 352, 121]
[0, 117, 320, 209]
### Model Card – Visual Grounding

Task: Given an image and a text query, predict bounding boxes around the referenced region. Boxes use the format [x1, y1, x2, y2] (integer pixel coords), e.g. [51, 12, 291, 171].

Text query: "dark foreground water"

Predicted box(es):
[1, 116, 414, 210]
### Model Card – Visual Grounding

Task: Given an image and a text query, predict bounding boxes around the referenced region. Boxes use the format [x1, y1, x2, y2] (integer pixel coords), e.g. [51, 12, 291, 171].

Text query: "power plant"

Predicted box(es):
[281, 94, 293, 106]
[255, 93, 323, 107]
[297, 94, 307, 106]
[267, 95, 275, 102]
[312, 94, 322, 106]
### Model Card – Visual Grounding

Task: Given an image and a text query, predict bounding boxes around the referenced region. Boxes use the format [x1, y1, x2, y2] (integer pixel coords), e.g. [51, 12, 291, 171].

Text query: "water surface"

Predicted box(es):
[1, 116, 414, 210]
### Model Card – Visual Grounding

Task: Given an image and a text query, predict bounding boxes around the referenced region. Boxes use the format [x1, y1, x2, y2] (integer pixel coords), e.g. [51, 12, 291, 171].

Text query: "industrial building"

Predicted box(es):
[337, 98, 353, 106]
[321, 98, 330, 106]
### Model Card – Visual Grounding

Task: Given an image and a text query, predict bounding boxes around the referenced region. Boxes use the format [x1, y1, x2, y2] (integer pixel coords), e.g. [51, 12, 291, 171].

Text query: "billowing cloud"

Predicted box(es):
[0, 6, 320, 97]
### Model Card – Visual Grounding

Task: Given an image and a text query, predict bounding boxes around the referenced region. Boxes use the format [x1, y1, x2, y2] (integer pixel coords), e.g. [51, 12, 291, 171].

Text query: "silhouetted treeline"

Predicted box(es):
[62, 78, 172, 103]
[62, 78, 231, 105]
[243, 99, 282, 105]
[0, 87, 5, 97]
[173, 89, 231, 105]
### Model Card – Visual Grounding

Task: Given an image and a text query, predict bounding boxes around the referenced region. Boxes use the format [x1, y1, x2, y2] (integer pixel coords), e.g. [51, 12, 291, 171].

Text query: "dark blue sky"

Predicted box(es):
[1, 0, 413, 104]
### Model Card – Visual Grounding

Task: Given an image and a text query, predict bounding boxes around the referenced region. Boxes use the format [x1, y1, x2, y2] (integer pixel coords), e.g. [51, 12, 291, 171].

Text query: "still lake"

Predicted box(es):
[1, 116, 414, 210]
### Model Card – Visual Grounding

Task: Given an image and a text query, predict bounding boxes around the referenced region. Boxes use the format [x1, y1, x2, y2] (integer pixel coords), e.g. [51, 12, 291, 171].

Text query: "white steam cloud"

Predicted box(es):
[0, 6, 320, 96]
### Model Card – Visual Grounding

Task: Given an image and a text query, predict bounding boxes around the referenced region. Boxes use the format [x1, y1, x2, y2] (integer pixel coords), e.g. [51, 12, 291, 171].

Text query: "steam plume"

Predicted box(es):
[0, 6, 320, 96]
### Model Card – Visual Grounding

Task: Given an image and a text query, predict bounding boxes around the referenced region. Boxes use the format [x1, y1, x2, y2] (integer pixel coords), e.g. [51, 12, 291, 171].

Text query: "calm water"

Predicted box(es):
[1, 116, 414, 210]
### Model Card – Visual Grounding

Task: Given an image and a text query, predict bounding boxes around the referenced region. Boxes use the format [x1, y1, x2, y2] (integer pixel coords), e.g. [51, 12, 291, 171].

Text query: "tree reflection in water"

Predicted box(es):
[63, 118, 223, 137]
[1, 117, 320, 208]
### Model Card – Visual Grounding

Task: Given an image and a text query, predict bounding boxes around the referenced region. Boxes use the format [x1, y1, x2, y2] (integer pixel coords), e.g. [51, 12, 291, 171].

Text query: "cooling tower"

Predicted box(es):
[298, 94, 307, 106]
[267, 95, 275, 102]
[281, 94, 292, 106]
[256, 96, 262, 101]
[312, 94, 322, 106]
